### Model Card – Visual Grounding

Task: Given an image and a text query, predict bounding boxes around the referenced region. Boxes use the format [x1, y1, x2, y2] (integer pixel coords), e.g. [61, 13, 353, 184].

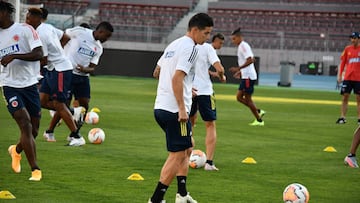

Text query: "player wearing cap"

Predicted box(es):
[0, 1, 43, 181]
[26, 7, 85, 146]
[336, 32, 360, 125]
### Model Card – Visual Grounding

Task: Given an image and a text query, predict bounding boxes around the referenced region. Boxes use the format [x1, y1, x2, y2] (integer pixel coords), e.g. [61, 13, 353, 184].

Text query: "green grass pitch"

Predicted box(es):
[0, 76, 359, 202]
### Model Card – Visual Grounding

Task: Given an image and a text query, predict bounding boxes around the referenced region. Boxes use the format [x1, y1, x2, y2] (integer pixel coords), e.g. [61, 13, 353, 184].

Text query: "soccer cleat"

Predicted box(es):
[259, 109, 266, 118]
[249, 119, 264, 126]
[175, 193, 197, 203]
[68, 137, 86, 146]
[43, 131, 56, 142]
[73, 106, 86, 124]
[8, 145, 21, 173]
[344, 156, 359, 168]
[148, 199, 166, 203]
[336, 117, 346, 124]
[204, 163, 219, 171]
[29, 169, 42, 181]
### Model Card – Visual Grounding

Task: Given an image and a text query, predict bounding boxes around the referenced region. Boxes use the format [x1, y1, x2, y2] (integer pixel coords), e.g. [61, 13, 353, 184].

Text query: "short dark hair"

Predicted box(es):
[79, 23, 91, 29]
[188, 13, 213, 31]
[40, 7, 48, 20]
[28, 7, 43, 17]
[96, 21, 114, 33]
[212, 33, 225, 42]
[231, 27, 242, 36]
[0, 1, 15, 14]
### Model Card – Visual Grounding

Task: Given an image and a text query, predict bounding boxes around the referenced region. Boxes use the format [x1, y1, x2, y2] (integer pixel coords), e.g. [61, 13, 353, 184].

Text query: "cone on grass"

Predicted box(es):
[242, 157, 257, 164]
[127, 173, 144, 181]
[323, 146, 337, 152]
[0, 190, 16, 199]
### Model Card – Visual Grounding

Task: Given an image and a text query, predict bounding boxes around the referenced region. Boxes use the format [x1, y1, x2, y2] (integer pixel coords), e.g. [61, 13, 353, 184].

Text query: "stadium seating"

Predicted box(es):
[27, 0, 90, 15]
[94, 0, 197, 42]
[208, 1, 360, 51]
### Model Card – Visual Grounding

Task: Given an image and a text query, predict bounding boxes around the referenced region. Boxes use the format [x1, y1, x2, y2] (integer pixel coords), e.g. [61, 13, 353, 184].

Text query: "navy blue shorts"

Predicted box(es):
[340, 80, 360, 95]
[239, 78, 256, 94]
[154, 109, 193, 152]
[2, 84, 41, 118]
[40, 69, 72, 103]
[71, 74, 90, 99]
[190, 94, 217, 121]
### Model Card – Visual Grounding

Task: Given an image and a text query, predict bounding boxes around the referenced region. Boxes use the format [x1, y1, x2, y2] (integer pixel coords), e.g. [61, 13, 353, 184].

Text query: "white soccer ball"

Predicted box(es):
[88, 128, 105, 144]
[189, 149, 207, 169]
[283, 183, 310, 203]
[85, 112, 99, 124]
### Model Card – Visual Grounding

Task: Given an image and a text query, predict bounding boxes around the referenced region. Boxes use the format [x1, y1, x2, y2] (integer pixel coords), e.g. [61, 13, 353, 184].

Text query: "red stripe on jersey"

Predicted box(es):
[23, 23, 39, 40]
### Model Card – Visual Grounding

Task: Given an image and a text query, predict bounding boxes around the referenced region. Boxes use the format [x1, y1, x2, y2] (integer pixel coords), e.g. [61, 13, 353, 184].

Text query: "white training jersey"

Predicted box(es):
[237, 41, 257, 80]
[154, 35, 198, 113]
[193, 43, 220, 95]
[64, 26, 103, 76]
[36, 23, 72, 72]
[0, 23, 42, 88]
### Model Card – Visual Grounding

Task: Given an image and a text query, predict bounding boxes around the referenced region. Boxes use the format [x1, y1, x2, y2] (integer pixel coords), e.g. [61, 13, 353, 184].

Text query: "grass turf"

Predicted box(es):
[0, 76, 359, 203]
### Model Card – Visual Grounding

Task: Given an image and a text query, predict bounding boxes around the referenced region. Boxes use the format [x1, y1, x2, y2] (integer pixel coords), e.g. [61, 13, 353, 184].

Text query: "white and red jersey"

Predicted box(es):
[36, 23, 72, 72]
[64, 26, 103, 77]
[193, 43, 220, 95]
[154, 35, 198, 113]
[0, 23, 42, 88]
[340, 44, 360, 81]
[237, 41, 257, 80]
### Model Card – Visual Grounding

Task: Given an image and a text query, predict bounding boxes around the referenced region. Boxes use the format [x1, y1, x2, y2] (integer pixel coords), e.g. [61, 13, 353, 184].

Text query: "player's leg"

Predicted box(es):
[337, 80, 351, 124]
[344, 126, 360, 168]
[244, 80, 264, 126]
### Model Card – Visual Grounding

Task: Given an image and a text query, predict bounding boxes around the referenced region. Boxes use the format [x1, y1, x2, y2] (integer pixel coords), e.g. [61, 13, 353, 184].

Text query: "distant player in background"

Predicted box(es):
[0, 1, 43, 181]
[149, 13, 213, 203]
[43, 21, 113, 140]
[229, 27, 265, 126]
[26, 8, 85, 146]
[336, 32, 360, 124]
[189, 33, 226, 171]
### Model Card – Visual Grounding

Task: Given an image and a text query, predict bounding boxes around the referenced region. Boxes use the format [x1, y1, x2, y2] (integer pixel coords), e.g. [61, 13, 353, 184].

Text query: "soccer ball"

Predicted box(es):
[189, 149, 206, 169]
[283, 183, 310, 203]
[85, 112, 99, 124]
[88, 128, 105, 144]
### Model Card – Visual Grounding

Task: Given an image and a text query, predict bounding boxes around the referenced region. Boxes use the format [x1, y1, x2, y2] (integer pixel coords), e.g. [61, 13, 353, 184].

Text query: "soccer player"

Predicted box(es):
[189, 33, 226, 171]
[344, 126, 360, 168]
[229, 27, 265, 126]
[0, 1, 43, 181]
[43, 21, 113, 141]
[148, 13, 213, 203]
[336, 32, 360, 124]
[26, 8, 85, 146]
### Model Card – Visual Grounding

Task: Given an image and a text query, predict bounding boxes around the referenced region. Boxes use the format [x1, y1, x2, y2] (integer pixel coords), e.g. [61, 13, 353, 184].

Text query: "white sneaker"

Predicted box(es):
[175, 193, 197, 203]
[73, 106, 86, 123]
[148, 199, 166, 203]
[204, 163, 219, 171]
[68, 137, 86, 146]
[43, 131, 56, 142]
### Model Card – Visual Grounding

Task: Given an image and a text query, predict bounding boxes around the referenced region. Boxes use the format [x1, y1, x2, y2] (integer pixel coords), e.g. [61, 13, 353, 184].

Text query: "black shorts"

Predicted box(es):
[190, 94, 216, 121]
[340, 80, 360, 95]
[154, 109, 193, 152]
[239, 78, 256, 94]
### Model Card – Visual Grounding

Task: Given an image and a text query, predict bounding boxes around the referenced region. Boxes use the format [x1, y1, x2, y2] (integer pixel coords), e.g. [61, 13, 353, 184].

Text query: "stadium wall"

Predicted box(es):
[96, 41, 341, 80]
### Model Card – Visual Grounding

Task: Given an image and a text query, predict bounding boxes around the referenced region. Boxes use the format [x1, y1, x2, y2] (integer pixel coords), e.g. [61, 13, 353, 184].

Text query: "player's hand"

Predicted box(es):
[0, 55, 14, 67]
[233, 71, 241, 79]
[192, 88, 198, 97]
[76, 64, 86, 72]
[229, 67, 240, 74]
[220, 75, 227, 83]
[178, 109, 189, 122]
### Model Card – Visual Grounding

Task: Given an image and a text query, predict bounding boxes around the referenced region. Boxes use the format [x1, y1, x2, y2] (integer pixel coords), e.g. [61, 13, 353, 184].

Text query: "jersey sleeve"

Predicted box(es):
[207, 44, 220, 65]
[240, 42, 254, 59]
[176, 45, 197, 75]
[54, 27, 64, 40]
[23, 24, 43, 51]
[90, 46, 103, 65]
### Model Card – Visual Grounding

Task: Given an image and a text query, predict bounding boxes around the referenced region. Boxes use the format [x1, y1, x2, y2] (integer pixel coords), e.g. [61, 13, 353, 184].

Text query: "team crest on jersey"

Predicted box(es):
[165, 51, 175, 58]
[13, 35, 19, 42]
[0, 44, 20, 57]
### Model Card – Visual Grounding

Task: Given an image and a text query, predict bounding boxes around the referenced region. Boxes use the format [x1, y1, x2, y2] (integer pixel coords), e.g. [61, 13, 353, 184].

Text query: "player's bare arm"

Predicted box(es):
[172, 70, 188, 122]
[153, 65, 161, 79]
[76, 63, 96, 74]
[1, 46, 43, 66]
